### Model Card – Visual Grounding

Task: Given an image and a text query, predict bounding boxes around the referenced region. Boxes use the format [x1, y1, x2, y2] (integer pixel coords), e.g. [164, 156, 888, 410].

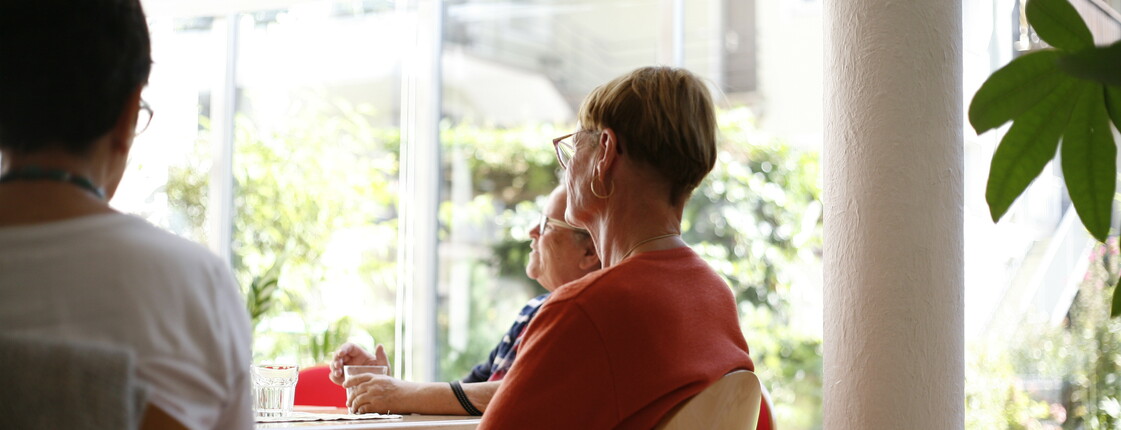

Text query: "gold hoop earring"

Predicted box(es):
[590, 176, 614, 198]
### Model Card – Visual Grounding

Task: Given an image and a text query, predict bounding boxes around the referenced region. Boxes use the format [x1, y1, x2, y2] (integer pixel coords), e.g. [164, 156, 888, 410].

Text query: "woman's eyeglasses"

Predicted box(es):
[552, 132, 578, 169]
[539, 215, 586, 234]
[552, 130, 599, 169]
[135, 99, 153, 135]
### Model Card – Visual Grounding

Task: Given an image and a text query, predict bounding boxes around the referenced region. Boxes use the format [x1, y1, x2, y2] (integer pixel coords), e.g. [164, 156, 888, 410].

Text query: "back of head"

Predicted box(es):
[0, 0, 152, 156]
[577, 66, 717, 206]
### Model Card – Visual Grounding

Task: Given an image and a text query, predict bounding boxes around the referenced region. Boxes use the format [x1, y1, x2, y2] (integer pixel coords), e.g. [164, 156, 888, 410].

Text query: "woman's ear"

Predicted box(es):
[99, 85, 144, 201]
[596, 128, 619, 175]
[108, 85, 144, 154]
[578, 242, 602, 271]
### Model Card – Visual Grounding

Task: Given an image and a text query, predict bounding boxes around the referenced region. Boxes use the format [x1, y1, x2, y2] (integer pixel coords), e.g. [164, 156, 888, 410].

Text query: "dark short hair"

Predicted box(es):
[0, 0, 152, 155]
[578, 67, 717, 206]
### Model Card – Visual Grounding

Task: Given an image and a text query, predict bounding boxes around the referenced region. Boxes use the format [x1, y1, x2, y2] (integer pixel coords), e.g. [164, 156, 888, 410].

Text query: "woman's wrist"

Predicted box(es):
[463, 381, 500, 413]
[450, 381, 484, 416]
[389, 380, 423, 412]
[378, 380, 499, 415]
[396, 381, 465, 415]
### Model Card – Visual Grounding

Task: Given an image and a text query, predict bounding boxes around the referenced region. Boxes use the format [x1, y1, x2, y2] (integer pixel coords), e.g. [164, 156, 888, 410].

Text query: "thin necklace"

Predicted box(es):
[0, 166, 106, 200]
[619, 233, 679, 261]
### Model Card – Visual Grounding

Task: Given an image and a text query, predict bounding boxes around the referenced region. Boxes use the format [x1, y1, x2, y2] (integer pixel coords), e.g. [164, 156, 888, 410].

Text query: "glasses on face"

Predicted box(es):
[553, 130, 599, 169]
[135, 99, 153, 136]
[552, 132, 578, 169]
[538, 215, 587, 235]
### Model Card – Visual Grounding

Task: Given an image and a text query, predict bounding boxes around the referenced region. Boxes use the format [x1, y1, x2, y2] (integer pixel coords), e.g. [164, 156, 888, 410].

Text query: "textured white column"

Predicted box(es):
[824, 0, 963, 427]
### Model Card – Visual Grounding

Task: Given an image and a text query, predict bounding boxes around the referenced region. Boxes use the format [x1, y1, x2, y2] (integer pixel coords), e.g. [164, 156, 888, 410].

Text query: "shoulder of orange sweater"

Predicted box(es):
[547, 254, 646, 299]
[548, 247, 710, 308]
[546, 263, 614, 303]
[550, 247, 698, 299]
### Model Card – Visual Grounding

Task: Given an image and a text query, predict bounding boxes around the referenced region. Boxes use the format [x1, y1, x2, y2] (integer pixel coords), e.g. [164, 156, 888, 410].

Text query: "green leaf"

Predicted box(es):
[1026, 0, 1094, 51]
[1113, 274, 1121, 318]
[970, 50, 1063, 134]
[1061, 83, 1116, 242]
[1057, 41, 1121, 87]
[1106, 85, 1121, 130]
[986, 76, 1080, 222]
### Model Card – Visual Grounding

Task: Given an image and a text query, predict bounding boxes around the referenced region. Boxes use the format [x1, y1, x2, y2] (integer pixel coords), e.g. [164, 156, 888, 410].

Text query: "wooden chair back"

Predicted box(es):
[655, 370, 762, 430]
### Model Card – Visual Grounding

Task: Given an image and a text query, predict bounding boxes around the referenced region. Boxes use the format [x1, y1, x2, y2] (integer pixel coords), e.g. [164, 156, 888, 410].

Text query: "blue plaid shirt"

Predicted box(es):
[461, 293, 549, 382]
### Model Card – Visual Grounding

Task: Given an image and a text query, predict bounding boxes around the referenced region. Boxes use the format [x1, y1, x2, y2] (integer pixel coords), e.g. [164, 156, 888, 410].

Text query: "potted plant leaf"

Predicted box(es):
[969, 0, 1121, 315]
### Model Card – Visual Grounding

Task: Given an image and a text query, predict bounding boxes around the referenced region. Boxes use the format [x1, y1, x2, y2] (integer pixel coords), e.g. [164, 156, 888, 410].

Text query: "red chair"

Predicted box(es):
[294, 365, 347, 407]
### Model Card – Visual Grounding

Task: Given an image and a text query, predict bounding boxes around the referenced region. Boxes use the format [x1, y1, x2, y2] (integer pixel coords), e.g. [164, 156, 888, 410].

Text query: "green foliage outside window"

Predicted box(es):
[306, 316, 355, 366]
[689, 109, 822, 315]
[742, 306, 823, 429]
[168, 99, 401, 363]
[966, 239, 1121, 428]
[966, 344, 1054, 429]
[1059, 239, 1121, 428]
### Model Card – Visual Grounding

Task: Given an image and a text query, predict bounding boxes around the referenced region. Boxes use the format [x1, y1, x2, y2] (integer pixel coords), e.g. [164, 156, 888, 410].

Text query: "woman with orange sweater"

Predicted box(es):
[480, 67, 754, 429]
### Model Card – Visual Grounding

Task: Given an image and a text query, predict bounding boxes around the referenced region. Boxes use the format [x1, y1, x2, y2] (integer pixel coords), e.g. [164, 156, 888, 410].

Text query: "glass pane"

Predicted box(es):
[962, 2, 1121, 428]
[229, 2, 403, 365]
[688, 1, 824, 428]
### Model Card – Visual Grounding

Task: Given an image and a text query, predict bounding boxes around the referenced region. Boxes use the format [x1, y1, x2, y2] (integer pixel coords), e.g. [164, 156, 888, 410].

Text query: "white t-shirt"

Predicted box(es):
[0, 213, 252, 430]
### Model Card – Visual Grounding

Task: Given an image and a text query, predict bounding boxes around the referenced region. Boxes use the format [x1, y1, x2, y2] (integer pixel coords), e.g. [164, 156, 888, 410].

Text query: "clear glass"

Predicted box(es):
[251, 364, 298, 417]
[342, 365, 389, 400]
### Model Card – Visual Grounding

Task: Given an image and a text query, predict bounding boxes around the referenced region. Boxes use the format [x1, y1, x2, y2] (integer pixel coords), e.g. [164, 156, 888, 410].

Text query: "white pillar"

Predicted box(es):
[824, 0, 963, 427]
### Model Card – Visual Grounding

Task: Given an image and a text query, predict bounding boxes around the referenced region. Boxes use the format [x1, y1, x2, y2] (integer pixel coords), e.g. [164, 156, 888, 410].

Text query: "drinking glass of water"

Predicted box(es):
[252, 364, 299, 417]
[343, 365, 389, 402]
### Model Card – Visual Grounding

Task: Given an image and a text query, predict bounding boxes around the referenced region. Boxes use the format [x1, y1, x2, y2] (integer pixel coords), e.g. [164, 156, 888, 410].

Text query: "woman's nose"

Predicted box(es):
[529, 224, 541, 239]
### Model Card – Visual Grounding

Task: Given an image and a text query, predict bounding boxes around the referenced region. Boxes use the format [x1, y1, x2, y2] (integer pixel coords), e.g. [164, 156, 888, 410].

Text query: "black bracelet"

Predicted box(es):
[449, 380, 484, 416]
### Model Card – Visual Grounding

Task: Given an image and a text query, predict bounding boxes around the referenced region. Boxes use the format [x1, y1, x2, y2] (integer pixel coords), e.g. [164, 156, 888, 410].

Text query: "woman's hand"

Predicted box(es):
[344, 374, 413, 414]
[329, 343, 389, 385]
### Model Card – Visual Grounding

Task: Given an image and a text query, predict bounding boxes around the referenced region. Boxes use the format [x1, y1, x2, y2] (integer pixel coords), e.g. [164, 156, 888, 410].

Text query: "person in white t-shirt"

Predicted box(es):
[0, 1, 253, 429]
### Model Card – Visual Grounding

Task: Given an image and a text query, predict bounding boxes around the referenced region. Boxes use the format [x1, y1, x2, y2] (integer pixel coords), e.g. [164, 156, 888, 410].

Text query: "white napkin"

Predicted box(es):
[255, 412, 403, 423]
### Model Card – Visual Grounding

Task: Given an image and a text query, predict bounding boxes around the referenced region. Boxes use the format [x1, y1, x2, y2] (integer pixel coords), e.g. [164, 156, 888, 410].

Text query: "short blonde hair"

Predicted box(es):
[577, 66, 717, 205]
